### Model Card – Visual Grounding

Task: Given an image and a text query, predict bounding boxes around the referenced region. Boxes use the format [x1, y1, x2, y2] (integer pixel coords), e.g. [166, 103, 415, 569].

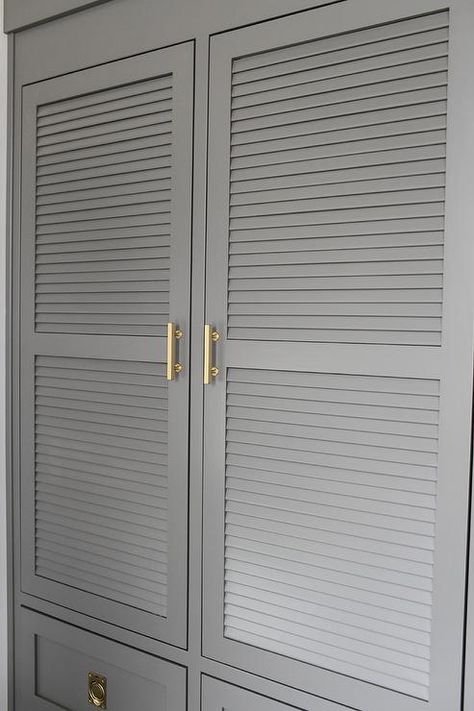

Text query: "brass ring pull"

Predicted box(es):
[88, 673, 107, 709]
[204, 324, 220, 384]
[166, 322, 183, 381]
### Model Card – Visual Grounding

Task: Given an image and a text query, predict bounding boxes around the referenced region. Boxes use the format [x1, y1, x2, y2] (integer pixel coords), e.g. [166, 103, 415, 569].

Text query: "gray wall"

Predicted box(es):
[3, 0, 113, 32]
[0, 1, 8, 708]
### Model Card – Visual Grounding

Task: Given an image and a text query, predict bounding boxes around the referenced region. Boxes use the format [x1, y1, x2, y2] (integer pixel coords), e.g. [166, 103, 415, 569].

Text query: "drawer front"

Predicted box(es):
[202, 676, 343, 711]
[16, 609, 186, 711]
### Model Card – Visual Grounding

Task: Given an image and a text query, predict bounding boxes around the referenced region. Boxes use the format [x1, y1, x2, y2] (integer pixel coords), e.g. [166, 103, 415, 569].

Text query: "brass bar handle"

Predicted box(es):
[166, 322, 183, 381]
[204, 324, 220, 384]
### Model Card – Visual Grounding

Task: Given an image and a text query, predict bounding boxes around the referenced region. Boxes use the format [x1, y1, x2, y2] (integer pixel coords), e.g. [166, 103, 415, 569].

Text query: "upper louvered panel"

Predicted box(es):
[228, 12, 448, 345]
[224, 367, 439, 700]
[35, 75, 173, 336]
[34, 356, 169, 617]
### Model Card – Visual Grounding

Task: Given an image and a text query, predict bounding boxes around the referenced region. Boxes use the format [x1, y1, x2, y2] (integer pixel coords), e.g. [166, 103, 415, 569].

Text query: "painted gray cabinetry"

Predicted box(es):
[16, 608, 186, 710]
[202, 677, 312, 711]
[4, 0, 114, 32]
[18, 42, 193, 647]
[9, 0, 474, 710]
[202, 2, 474, 710]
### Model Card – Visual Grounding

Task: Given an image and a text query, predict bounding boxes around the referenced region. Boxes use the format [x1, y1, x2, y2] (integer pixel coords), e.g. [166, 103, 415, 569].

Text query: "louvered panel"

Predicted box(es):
[232, 13, 448, 73]
[224, 367, 439, 700]
[34, 75, 175, 336]
[37, 95, 173, 134]
[227, 11, 448, 345]
[36, 75, 173, 117]
[34, 356, 169, 618]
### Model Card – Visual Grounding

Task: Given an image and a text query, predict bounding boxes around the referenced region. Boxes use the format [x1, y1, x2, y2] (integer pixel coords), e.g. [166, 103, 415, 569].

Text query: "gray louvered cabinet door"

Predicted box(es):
[19, 42, 193, 647]
[203, 2, 474, 710]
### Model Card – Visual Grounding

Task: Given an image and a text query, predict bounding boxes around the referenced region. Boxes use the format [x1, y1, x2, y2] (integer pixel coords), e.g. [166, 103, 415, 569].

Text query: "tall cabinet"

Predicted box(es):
[7, 0, 474, 710]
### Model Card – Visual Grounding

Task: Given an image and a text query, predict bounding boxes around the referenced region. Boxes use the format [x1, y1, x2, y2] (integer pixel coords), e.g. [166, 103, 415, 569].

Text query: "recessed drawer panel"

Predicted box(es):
[16, 608, 186, 711]
[202, 676, 343, 711]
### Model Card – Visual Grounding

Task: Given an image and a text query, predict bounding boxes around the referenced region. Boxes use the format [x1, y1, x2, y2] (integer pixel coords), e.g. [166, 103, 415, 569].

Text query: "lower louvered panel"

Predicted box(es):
[224, 368, 439, 700]
[34, 356, 169, 618]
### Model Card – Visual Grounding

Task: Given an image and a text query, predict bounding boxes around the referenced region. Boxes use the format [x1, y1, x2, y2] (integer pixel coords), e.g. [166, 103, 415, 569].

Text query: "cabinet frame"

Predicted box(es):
[5, 0, 474, 710]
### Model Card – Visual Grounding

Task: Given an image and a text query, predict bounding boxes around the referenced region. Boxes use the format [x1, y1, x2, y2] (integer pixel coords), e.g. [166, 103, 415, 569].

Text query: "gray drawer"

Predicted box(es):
[16, 608, 186, 711]
[202, 678, 298, 711]
[201, 676, 350, 711]
[202, 677, 305, 711]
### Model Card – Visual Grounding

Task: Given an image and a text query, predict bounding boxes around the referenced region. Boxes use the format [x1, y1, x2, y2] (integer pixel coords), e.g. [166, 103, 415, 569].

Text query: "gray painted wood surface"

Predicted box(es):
[34, 73, 176, 337]
[203, 1, 474, 710]
[223, 369, 438, 699]
[18, 42, 193, 647]
[7, 0, 474, 710]
[201, 676, 308, 711]
[227, 10, 448, 346]
[16, 608, 186, 710]
[4, 0, 114, 32]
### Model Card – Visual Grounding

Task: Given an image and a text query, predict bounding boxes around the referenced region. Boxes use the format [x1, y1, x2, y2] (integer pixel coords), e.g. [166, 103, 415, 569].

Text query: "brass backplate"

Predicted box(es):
[88, 672, 107, 709]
